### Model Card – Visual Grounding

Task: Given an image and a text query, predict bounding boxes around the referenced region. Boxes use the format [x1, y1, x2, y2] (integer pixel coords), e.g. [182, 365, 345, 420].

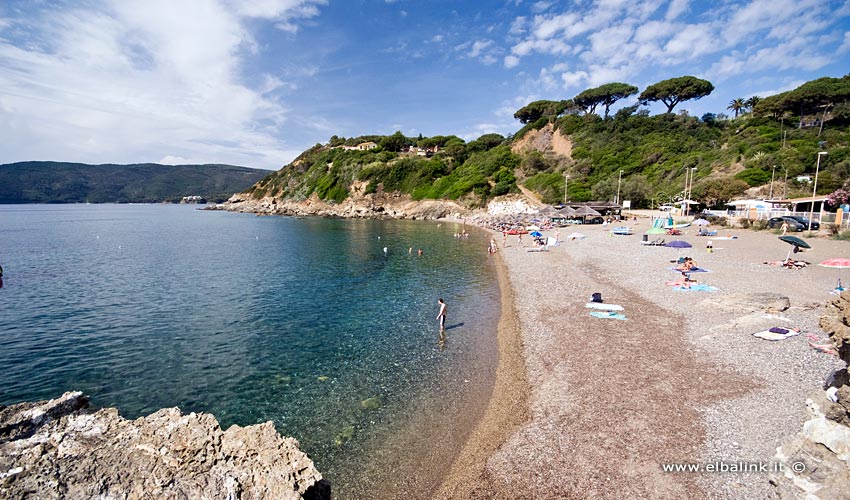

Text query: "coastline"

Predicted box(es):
[435, 217, 845, 498]
[433, 246, 531, 498]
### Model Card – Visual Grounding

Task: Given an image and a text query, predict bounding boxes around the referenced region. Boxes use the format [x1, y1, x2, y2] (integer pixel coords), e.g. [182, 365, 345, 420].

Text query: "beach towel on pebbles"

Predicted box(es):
[671, 284, 717, 292]
[753, 327, 801, 341]
[585, 303, 624, 311]
[590, 311, 627, 320]
[668, 267, 711, 273]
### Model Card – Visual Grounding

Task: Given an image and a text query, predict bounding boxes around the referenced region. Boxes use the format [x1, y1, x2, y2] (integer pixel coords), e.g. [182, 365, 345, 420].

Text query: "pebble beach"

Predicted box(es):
[437, 215, 846, 499]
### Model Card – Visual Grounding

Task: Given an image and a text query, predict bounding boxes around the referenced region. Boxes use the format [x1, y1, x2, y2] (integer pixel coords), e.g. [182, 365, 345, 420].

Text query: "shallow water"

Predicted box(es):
[0, 204, 500, 498]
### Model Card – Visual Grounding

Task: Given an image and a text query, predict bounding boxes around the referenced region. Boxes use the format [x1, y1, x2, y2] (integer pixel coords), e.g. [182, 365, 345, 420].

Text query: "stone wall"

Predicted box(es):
[0, 392, 329, 500]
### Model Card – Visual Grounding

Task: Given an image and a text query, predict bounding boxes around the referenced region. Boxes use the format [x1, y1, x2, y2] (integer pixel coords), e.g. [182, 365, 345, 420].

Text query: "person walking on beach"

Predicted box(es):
[436, 298, 447, 332]
[780, 221, 789, 235]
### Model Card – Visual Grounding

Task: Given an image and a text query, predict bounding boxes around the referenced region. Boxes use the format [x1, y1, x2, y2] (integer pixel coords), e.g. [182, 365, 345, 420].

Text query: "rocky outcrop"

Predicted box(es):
[819, 291, 850, 425]
[217, 190, 467, 221]
[701, 292, 791, 313]
[0, 392, 328, 500]
[769, 291, 850, 499]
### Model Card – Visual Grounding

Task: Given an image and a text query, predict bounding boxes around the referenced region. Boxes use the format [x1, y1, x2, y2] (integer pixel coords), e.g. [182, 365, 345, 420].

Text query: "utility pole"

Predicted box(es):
[783, 167, 788, 199]
[615, 170, 624, 205]
[769, 165, 776, 200]
[808, 152, 827, 231]
[563, 172, 569, 205]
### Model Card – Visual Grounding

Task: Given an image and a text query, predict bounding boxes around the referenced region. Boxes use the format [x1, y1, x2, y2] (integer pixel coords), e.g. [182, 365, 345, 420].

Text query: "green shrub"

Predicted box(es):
[833, 230, 850, 241]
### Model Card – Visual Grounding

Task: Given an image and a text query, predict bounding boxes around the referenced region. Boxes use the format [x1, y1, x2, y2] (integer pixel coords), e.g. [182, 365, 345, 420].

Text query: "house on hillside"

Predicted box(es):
[357, 142, 378, 150]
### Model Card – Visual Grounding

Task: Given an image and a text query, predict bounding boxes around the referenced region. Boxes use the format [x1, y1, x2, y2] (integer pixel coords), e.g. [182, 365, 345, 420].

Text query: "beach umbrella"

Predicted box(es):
[573, 206, 601, 217]
[778, 235, 811, 261]
[693, 219, 710, 226]
[646, 227, 666, 234]
[778, 235, 811, 249]
[526, 225, 540, 231]
[566, 232, 586, 240]
[819, 258, 850, 291]
[665, 240, 692, 248]
[530, 231, 543, 237]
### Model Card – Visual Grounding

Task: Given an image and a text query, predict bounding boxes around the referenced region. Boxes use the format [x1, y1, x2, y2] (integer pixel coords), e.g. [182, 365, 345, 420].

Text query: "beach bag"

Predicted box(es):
[591, 292, 603, 303]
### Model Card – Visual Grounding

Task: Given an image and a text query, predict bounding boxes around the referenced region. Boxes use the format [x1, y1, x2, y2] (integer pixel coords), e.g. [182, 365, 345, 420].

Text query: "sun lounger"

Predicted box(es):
[526, 244, 549, 252]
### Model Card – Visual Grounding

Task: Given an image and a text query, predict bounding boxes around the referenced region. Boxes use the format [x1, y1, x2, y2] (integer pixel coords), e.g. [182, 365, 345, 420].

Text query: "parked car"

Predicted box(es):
[767, 216, 804, 231]
[786, 215, 819, 230]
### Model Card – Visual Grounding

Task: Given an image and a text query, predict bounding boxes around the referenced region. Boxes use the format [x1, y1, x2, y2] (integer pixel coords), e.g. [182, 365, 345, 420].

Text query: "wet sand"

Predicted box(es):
[435, 218, 845, 499]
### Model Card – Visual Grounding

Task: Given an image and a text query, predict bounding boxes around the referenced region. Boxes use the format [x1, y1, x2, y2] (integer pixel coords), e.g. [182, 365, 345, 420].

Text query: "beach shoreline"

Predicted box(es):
[433, 243, 531, 499]
[433, 217, 846, 498]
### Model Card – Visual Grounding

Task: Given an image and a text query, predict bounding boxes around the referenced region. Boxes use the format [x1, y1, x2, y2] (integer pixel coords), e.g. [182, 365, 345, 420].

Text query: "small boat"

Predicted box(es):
[611, 226, 633, 235]
[505, 229, 528, 235]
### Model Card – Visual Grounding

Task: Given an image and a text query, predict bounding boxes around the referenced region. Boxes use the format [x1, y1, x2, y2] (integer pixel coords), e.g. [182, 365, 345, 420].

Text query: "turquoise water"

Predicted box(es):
[0, 204, 500, 498]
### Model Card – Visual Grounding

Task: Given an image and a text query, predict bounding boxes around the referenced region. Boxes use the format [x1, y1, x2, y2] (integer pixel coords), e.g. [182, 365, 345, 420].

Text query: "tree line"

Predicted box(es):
[514, 75, 715, 124]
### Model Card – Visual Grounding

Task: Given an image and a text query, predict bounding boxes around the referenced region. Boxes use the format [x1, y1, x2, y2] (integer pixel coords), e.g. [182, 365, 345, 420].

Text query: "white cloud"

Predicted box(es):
[532, 12, 579, 39]
[0, 0, 326, 168]
[531, 1, 554, 13]
[661, 23, 716, 62]
[664, 0, 689, 21]
[586, 25, 633, 60]
[509, 16, 527, 36]
[560, 70, 589, 89]
[840, 31, 850, 53]
[504, 54, 520, 68]
[511, 38, 571, 56]
[469, 39, 494, 58]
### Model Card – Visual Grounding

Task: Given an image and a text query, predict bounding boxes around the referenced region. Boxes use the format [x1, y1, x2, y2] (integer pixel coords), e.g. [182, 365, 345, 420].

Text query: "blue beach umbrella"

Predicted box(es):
[665, 240, 692, 248]
[530, 231, 543, 237]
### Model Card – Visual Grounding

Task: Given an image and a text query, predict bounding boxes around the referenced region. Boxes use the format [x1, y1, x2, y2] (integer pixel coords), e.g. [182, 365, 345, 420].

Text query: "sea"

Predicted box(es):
[0, 204, 501, 498]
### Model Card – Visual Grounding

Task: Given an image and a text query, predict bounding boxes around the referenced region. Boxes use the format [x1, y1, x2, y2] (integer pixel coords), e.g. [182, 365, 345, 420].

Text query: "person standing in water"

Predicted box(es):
[436, 298, 447, 331]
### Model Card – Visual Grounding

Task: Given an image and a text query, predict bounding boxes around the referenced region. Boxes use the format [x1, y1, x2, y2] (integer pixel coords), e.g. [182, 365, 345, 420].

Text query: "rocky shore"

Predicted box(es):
[214, 190, 470, 220]
[0, 392, 328, 499]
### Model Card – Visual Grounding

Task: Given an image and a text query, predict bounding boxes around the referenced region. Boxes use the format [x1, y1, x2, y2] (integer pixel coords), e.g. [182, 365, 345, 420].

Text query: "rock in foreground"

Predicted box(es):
[0, 392, 328, 500]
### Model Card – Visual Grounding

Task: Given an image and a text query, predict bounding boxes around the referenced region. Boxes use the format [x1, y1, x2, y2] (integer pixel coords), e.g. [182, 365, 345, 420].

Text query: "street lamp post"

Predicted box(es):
[563, 173, 569, 205]
[808, 152, 827, 232]
[615, 170, 624, 205]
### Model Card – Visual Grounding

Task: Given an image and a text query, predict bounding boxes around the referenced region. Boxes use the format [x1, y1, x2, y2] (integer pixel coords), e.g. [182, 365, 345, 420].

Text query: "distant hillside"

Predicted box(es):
[239, 75, 849, 210]
[0, 162, 270, 203]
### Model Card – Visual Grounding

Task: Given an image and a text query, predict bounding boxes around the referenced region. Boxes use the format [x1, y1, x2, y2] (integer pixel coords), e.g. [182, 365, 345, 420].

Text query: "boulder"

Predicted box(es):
[0, 392, 329, 500]
[770, 291, 850, 498]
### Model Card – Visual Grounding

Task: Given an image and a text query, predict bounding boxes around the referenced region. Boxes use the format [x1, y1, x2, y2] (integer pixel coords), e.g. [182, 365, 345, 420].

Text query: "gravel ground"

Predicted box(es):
[447, 218, 845, 499]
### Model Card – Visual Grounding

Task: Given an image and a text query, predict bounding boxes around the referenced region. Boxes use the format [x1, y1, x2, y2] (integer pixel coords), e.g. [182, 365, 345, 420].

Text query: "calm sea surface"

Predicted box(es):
[0, 204, 501, 498]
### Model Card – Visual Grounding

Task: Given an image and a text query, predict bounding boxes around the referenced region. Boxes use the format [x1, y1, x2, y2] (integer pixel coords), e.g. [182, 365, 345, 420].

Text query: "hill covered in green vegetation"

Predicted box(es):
[239, 74, 850, 211]
[0, 162, 269, 203]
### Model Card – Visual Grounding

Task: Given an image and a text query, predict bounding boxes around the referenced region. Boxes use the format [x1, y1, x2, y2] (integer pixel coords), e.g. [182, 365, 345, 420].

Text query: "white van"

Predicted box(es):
[659, 205, 673, 212]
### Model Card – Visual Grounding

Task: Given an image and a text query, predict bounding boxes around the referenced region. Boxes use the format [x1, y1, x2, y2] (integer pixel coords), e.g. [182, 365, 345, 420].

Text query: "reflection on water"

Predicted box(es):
[0, 204, 500, 498]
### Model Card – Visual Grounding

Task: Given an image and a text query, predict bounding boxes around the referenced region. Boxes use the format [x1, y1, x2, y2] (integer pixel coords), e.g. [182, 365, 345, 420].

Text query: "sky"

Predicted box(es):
[1, 1, 848, 170]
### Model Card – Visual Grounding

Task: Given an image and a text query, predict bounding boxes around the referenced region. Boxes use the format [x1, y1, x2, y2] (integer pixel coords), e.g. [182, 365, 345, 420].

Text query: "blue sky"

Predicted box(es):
[1, 0, 848, 170]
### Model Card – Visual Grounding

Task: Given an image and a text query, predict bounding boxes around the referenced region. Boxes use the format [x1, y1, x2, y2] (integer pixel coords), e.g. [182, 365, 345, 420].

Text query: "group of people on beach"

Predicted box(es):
[675, 257, 698, 272]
